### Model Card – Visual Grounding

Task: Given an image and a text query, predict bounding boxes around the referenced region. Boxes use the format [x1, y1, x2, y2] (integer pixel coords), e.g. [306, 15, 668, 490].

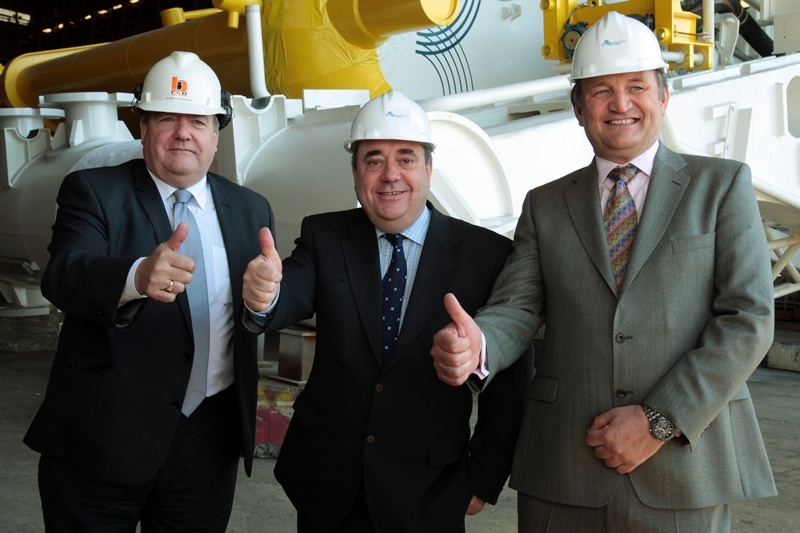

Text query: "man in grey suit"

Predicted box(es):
[431, 11, 776, 532]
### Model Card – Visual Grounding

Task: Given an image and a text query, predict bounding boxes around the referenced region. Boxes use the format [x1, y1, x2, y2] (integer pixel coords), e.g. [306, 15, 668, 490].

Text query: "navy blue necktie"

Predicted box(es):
[381, 234, 407, 366]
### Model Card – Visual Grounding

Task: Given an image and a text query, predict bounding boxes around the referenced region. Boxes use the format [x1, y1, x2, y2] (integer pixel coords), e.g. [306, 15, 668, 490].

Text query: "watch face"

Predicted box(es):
[652, 419, 675, 441]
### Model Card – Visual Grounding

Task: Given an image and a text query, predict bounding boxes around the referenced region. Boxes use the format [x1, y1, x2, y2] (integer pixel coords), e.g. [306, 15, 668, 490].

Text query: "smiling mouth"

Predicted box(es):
[607, 118, 638, 125]
[380, 191, 405, 196]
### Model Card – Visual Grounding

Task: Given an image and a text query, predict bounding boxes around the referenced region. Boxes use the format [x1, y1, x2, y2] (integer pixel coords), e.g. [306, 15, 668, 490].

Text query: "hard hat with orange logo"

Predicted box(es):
[134, 51, 232, 129]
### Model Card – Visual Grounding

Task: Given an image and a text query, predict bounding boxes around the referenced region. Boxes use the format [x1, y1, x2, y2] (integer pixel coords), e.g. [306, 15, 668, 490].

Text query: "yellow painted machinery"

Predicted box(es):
[1, 0, 799, 316]
[541, 0, 713, 71]
[0, 0, 458, 110]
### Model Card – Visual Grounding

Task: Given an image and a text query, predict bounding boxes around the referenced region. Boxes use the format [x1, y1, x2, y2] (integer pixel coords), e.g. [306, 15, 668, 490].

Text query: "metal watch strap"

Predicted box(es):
[641, 404, 676, 441]
[641, 404, 660, 423]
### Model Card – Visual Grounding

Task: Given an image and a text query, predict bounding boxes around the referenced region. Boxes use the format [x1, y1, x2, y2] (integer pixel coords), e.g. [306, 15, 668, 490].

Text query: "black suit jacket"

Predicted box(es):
[24, 159, 274, 484]
[265, 205, 533, 532]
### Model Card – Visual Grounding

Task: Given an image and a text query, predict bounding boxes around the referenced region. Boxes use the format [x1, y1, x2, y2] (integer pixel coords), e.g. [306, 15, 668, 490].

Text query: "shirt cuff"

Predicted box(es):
[119, 257, 147, 305]
[471, 332, 490, 380]
[244, 285, 280, 317]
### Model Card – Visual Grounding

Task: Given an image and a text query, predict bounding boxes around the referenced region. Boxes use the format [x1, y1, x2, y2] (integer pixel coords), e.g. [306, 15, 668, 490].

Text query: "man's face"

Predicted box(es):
[140, 112, 219, 188]
[574, 70, 668, 164]
[353, 139, 432, 234]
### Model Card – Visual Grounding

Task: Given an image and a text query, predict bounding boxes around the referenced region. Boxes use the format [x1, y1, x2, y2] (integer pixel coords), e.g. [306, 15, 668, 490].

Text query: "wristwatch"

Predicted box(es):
[641, 405, 677, 442]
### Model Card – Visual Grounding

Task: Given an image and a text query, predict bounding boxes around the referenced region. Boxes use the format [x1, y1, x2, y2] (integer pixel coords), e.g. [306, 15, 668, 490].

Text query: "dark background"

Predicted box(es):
[0, 1, 209, 65]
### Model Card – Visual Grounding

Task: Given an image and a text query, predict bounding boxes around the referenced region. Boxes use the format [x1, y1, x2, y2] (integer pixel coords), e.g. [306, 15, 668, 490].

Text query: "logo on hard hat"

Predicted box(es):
[602, 39, 626, 47]
[170, 76, 189, 96]
[386, 111, 409, 119]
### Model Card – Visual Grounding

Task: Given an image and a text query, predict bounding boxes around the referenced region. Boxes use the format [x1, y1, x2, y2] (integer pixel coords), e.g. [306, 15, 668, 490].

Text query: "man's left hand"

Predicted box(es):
[465, 495, 485, 516]
[585, 405, 663, 474]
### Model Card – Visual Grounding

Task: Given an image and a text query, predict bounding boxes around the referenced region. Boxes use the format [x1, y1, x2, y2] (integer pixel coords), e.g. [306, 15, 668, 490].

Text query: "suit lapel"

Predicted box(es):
[565, 163, 617, 293]
[343, 215, 384, 366]
[133, 161, 173, 244]
[622, 146, 689, 293]
[133, 162, 193, 329]
[387, 207, 456, 370]
[208, 175, 244, 313]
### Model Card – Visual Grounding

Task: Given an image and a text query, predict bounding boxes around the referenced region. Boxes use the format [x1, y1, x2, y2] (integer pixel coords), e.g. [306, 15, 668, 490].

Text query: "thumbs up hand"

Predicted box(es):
[134, 222, 196, 302]
[431, 293, 483, 386]
[243, 227, 283, 312]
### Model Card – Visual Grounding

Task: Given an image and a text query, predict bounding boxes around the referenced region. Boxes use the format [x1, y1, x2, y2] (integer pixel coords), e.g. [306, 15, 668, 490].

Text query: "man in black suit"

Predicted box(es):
[243, 90, 533, 532]
[24, 51, 274, 531]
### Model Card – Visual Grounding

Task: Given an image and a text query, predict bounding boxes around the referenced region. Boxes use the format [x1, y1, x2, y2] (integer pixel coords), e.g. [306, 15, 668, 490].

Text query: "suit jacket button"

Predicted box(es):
[182, 352, 192, 361]
[171, 401, 181, 410]
[616, 389, 630, 399]
[375, 383, 384, 393]
[615, 333, 626, 344]
[365, 435, 375, 444]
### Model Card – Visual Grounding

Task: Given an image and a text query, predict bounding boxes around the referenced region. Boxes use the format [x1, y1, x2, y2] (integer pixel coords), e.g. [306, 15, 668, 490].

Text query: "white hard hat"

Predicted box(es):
[344, 90, 433, 153]
[570, 11, 668, 81]
[135, 51, 232, 127]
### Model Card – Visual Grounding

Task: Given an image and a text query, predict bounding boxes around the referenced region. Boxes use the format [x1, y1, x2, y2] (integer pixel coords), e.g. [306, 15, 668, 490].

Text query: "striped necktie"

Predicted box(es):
[603, 164, 639, 291]
[173, 189, 210, 416]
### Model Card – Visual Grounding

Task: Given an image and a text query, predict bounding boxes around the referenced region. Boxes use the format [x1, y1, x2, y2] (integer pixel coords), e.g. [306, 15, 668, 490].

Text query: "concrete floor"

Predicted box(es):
[1, 351, 799, 532]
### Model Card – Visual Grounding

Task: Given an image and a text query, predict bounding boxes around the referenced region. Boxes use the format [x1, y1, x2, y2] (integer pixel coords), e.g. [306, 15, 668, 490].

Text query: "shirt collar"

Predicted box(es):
[595, 141, 659, 184]
[149, 169, 210, 211]
[375, 205, 431, 247]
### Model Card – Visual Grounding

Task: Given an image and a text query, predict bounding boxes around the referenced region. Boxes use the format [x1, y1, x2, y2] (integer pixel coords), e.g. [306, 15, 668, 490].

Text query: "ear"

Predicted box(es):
[660, 86, 670, 116]
[573, 103, 584, 126]
[139, 118, 149, 140]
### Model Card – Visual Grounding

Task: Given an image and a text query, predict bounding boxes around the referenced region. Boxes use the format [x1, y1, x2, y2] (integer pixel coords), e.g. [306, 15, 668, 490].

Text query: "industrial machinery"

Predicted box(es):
[1, 0, 800, 318]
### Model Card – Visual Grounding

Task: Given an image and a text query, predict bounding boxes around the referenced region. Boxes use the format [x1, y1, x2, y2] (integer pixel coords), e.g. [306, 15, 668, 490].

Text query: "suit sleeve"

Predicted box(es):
[476, 190, 547, 378]
[264, 216, 319, 332]
[643, 163, 774, 447]
[41, 171, 140, 323]
[468, 344, 534, 503]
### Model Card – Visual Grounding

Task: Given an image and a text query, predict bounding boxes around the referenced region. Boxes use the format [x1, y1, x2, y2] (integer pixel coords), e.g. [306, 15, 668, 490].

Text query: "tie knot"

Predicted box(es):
[609, 164, 638, 185]
[383, 233, 405, 249]
[174, 189, 193, 205]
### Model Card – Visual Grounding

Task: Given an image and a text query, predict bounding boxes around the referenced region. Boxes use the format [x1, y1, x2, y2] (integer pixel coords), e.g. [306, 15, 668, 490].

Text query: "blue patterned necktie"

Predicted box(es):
[173, 189, 210, 416]
[604, 164, 639, 291]
[381, 234, 407, 366]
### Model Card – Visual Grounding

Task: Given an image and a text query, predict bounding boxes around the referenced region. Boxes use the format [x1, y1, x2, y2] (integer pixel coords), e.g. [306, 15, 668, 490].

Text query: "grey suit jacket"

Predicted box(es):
[475, 145, 776, 509]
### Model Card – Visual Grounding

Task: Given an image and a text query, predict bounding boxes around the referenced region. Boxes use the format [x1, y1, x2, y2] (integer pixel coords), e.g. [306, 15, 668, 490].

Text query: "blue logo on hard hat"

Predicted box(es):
[602, 39, 626, 47]
[386, 111, 408, 119]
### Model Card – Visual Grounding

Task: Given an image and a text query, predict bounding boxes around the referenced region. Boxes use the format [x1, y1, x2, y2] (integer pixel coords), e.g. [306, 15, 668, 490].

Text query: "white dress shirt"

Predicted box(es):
[121, 172, 234, 397]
